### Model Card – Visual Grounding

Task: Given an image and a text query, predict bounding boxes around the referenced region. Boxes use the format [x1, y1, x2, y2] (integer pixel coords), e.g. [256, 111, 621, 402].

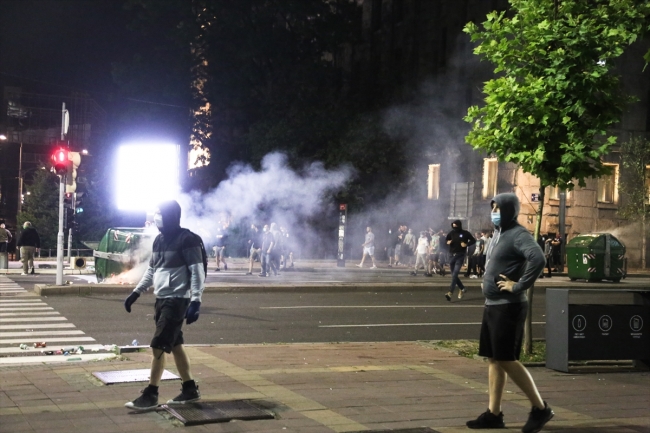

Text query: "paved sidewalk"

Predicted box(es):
[1, 342, 648, 433]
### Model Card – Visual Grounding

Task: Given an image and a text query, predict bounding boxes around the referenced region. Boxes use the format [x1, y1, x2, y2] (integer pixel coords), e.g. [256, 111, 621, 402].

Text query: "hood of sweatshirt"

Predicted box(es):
[451, 219, 463, 231]
[157, 200, 182, 237]
[490, 193, 520, 230]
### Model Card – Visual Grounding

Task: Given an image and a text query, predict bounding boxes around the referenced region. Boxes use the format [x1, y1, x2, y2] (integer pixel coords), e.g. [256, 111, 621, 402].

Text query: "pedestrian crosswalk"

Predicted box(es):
[0, 275, 116, 365]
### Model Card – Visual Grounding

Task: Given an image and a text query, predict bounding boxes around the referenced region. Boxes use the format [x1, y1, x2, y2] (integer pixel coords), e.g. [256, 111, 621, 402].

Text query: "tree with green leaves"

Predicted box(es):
[618, 136, 650, 269]
[463, 0, 649, 353]
[18, 169, 59, 249]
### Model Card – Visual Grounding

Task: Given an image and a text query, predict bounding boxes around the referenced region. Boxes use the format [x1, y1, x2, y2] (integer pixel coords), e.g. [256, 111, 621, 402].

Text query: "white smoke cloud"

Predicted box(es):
[177, 152, 355, 255]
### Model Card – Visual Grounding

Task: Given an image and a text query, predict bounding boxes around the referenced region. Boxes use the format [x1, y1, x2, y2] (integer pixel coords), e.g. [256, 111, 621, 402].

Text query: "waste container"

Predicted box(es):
[566, 233, 626, 282]
[93, 228, 156, 283]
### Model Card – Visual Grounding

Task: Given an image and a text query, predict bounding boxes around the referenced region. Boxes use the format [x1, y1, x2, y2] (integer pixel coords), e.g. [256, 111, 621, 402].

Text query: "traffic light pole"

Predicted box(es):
[56, 175, 65, 286]
[56, 102, 66, 286]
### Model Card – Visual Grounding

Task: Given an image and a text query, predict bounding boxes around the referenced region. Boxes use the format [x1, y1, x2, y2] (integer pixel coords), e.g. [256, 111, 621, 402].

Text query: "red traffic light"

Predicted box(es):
[51, 147, 70, 175]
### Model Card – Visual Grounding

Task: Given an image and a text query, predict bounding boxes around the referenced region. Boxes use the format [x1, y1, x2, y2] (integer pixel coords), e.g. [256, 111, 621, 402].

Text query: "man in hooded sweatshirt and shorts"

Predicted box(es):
[466, 193, 553, 433]
[123, 200, 207, 411]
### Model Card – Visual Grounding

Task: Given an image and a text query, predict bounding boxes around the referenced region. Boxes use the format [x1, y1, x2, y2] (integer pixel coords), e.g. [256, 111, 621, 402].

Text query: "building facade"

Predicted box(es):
[349, 0, 650, 266]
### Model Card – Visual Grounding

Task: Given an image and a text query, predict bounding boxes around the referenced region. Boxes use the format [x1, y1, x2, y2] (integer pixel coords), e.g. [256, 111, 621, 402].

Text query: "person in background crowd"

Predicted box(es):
[538, 234, 553, 278]
[466, 193, 553, 432]
[403, 228, 416, 266]
[467, 231, 484, 278]
[437, 229, 448, 276]
[464, 234, 478, 278]
[214, 225, 228, 271]
[477, 231, 488, 278]
[356, 226, 377, 269]
[394, 225, 406, 266]
[428, 228, 440, 276]
[385, 227, 398, 268]
[16, 222, 40, 275]
[259, 224, 273, 277]
[0, 223, 12, 253]
[411, 231, 430, 276]
[269, 223, 282, 275]
[445, 220, 476, 301]
[550, 234, 562, 272]
[246, 224, 262, 276]
[123, 200, 206, 411]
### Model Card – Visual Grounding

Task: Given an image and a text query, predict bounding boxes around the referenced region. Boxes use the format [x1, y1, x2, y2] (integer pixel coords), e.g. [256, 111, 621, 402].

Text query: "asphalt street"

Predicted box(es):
[4, 264, 644, 349]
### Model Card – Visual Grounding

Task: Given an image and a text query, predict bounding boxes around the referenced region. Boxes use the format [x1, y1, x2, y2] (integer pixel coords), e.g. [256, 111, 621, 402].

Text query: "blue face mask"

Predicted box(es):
[491, 211, 501, 227]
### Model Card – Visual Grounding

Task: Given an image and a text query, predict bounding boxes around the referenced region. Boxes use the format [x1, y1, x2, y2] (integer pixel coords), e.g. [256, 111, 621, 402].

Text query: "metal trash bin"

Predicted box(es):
[93, 228, 156, 283]
[566, 233, 626, 282]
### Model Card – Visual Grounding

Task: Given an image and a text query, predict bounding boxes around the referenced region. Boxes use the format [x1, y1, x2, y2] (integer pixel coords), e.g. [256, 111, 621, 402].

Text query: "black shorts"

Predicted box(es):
[478, 302, 528, 361]
[151, 297, 190, 353]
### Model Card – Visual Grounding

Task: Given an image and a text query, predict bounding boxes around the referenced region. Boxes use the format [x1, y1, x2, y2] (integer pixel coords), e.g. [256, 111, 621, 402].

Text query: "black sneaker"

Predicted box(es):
[445, 292, 452, 302]
[125, 387, 159, 411]
[522, 402, 553, 433]
[167, 382, 200, 405]
[410, 271, 417, 276]
[466, 409, 505, 429]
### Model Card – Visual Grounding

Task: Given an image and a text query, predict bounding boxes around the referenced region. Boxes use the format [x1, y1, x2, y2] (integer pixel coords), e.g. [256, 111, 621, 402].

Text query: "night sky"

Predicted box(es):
[0, 0, 140, 105]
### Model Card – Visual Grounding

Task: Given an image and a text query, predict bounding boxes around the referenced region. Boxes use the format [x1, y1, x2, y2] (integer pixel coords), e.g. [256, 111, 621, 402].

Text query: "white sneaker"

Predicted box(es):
[470, 275, 478, 279]
[21, 273, 28, 275]
[370, 266, 377, 269]
[356, 264, 362, 268]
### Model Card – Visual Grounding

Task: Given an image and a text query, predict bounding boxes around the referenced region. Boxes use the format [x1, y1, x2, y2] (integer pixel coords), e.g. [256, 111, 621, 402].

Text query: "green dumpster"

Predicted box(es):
[566, 233, 626, 282]
[93, 227, 156, 283]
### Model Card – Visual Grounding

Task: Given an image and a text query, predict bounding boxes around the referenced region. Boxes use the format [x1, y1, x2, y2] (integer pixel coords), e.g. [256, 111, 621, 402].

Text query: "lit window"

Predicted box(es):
[482, 158, 498, 199]
[428, 164, 440, 200]
[547, 185, 571, 200]
[597, 163, 619, 204]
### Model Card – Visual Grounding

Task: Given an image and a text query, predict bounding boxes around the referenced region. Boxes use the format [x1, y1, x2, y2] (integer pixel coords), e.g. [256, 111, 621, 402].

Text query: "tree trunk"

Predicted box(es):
[525, 185, 545, 355]
[643, 211, 646, 269]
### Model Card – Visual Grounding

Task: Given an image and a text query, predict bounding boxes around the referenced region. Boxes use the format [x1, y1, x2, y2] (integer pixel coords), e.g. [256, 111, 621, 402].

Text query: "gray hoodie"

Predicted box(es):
[482, 193, 545, 305]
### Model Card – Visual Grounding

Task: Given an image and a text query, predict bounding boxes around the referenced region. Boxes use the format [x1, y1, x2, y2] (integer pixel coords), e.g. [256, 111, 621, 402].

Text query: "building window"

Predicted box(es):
[547, 185, 571, 201]
[597, 163, 619, 204]
[371, 0, 382, 31]
[482, 158, 498, 199]
[428, 164, 440, 200]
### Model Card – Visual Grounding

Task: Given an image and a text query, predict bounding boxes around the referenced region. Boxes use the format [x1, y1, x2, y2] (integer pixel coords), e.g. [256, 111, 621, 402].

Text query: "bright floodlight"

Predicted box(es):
[115, 144, 180, 211]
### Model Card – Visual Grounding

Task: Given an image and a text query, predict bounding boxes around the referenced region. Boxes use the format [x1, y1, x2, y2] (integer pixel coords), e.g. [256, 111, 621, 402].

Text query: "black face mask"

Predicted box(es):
[453, 226, 460, 232]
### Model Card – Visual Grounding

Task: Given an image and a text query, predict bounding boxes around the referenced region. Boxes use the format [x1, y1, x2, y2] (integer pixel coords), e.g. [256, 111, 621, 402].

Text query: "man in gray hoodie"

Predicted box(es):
[123, 200, 206, 411]
[466, 193, 553, 433]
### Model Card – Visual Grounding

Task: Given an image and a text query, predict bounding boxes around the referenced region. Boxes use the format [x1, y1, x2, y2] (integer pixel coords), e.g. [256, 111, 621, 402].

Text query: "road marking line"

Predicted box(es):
[0, 317, 67, 322]
[0, 323, 76, 329]
[0, 302, 48, 306]
[0, 312, 60, 317]
[0, 330, 85, 338]
[0, 336, 95, 344]
[0, 299, 42, 302]
[320, 322, 546, 328]
[262, 305, 485, 309]
[0, 307, 54, 311]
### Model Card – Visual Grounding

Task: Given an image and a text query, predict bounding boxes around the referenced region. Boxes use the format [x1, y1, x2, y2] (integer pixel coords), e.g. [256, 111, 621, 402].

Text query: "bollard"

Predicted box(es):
[0, 252, 8, 270]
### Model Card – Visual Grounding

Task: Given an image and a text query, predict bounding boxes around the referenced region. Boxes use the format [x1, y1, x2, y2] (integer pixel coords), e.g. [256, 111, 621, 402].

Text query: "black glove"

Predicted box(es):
[124, 292, 140, 313]
[185, 301, 201, 325]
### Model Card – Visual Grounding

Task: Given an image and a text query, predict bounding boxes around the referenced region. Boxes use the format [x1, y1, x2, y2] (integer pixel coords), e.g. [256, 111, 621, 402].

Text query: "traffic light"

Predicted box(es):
[51, 147, 69, 175]
[64, 193, 74, 209]
[65, 152, 81, 193]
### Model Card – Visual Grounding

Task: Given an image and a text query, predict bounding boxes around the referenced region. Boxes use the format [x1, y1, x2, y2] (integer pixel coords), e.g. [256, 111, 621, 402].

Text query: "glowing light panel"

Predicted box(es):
[115, 144, 179, 211]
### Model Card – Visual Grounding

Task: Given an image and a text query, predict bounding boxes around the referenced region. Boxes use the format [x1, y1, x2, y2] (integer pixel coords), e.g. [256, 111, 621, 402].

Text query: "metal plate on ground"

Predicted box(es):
[162, 400, 275, 426]
[92, 369, 179, 384]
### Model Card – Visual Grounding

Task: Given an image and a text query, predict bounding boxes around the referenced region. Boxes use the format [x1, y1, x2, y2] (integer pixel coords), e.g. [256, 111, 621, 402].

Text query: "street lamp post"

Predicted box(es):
[17, 142, 23, 215]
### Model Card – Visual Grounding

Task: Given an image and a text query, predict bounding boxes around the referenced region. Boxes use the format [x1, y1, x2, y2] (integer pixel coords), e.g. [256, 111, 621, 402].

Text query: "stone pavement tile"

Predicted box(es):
[0, 420, 32, 432]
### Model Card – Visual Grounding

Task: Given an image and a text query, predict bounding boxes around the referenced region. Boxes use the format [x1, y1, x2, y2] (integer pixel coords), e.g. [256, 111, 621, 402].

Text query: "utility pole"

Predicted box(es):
[56, 103, 67, 286]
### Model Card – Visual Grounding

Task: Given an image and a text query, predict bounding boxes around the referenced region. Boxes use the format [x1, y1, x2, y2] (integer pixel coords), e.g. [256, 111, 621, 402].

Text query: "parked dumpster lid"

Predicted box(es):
[567, 233, 625, 250]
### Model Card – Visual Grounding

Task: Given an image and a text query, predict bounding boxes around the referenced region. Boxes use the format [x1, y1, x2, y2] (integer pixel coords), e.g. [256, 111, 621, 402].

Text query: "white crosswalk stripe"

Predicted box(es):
[0, 276, 116, 365]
